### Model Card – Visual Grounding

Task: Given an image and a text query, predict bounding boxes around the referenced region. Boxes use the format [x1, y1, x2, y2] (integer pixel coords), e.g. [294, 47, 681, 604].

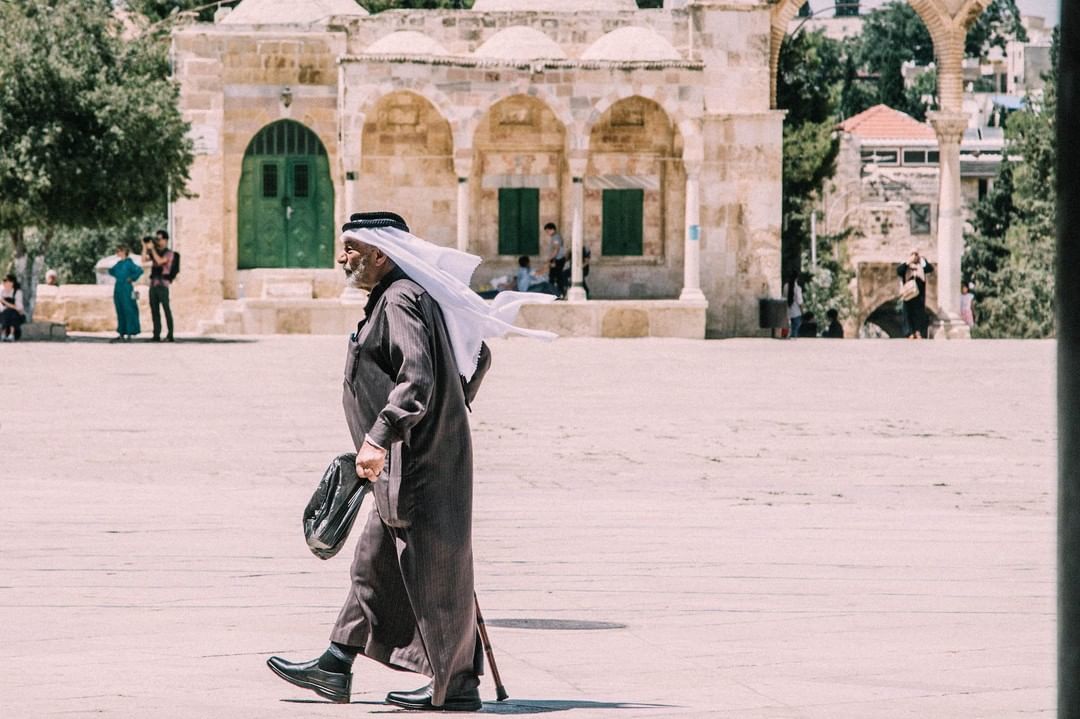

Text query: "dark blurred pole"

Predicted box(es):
[1061, 1, 1080, 716]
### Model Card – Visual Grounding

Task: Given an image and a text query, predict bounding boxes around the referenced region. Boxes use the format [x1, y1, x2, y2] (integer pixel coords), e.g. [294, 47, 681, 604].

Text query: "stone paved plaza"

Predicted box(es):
[0, 336, 1055, 717]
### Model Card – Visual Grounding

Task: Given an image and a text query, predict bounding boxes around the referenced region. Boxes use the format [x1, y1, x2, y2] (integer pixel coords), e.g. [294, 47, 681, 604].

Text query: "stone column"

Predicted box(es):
[928, 111, 970, 339]
[454, 154, 473, 254]
[567, 155, 588, 303]
[679, 163, 707, 303]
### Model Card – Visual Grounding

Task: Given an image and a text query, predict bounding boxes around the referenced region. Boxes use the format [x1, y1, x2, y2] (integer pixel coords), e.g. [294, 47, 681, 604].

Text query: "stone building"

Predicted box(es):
[152, 0, 787, 338]
[822, 104, 1002, 337]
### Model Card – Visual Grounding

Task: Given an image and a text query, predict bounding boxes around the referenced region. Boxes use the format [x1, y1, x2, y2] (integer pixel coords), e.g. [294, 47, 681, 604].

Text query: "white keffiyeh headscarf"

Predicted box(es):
[342, 225, 557, 381]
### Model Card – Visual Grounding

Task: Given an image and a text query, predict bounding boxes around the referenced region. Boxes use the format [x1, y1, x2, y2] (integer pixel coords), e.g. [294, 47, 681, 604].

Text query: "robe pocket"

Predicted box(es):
[375, 443, 412, 529]
[343, 339, 362, 385]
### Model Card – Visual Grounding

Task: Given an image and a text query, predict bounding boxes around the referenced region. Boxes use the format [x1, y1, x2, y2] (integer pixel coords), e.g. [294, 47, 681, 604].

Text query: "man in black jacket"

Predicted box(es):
[142, 230, 180, 342]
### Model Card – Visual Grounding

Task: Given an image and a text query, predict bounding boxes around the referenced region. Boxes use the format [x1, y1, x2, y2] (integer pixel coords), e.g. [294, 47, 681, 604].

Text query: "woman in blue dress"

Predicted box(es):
[108, 245, 143, 342]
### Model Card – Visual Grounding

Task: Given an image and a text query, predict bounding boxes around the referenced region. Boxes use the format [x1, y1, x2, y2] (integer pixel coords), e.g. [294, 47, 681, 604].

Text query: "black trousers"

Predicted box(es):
[150, 285, 174, 339]
[549, 258, 567, 297]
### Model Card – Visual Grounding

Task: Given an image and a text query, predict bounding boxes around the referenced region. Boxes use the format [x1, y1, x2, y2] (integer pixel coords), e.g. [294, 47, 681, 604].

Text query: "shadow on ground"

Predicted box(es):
[67, 333, 257, 344]
[283, 698, 677, 714]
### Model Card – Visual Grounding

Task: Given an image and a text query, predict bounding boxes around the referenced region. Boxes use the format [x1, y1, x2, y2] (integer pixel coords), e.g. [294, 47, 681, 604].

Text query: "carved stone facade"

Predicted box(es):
[162, 0, 785, 338]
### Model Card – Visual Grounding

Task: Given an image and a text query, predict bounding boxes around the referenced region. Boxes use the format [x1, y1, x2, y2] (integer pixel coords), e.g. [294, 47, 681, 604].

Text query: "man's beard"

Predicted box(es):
[344, 254, 370, 290]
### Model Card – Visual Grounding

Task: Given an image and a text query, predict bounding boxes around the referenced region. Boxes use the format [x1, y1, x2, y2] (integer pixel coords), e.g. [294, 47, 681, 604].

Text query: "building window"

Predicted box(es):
[902, 149, 939, 166]
[292, 163, 309, 198]
[498, 188, 540, 256]
[262, 163, 278, 198]
[602, 189, 644, 256]
[861, 149, 899, 166]
[909, 203, 932, 235]
[978, 179, 989, 200]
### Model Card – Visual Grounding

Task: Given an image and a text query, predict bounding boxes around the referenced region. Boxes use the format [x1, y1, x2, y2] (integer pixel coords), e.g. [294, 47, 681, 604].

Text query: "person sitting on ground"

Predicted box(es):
[0, 274, 25, 342]
[497, 256, 557, 296]
[822, 308, 844, 338]
[797, 310, 818, 338]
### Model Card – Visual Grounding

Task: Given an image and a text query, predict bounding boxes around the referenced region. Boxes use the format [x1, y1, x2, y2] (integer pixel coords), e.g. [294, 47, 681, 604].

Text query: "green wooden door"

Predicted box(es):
[498, 188, 540, 256]
[601, 189, 644, 256]
[238, 121, 334, 269]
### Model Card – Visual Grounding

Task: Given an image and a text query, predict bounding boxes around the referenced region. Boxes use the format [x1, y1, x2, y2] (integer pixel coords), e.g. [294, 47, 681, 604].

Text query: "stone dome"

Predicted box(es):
[472, 0, 638, 11]
[219, 0, 368, 25]
[365, 31, 450, 56]
[580, 27, 681, 62]
[474, 26, 567, 60]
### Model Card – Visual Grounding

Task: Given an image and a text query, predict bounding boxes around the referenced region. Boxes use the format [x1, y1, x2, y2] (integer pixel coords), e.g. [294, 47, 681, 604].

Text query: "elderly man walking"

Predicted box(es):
[267, 212, 552, 711]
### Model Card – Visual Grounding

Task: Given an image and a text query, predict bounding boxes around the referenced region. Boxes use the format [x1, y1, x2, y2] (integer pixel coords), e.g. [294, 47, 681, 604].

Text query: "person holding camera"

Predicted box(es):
[142, 230, 180, 342]
[897, 249, 934, 339]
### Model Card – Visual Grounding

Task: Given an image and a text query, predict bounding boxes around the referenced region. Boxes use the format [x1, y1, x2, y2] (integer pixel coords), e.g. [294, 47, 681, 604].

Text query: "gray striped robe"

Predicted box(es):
[331, 267, 490, 706]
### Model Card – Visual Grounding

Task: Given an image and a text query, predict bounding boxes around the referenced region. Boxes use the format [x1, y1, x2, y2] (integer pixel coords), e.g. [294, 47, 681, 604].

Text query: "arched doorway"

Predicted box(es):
[237, 120, 334, 269]
[359, 92, 455, 247]
[585, 95, 684, 299]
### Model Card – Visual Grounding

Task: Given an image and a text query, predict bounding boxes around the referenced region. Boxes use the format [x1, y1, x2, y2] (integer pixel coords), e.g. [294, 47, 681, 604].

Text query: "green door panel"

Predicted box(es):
[602, 189, 644, 256]
[238, 121, 334, 270]
[498, 188, 540, 256]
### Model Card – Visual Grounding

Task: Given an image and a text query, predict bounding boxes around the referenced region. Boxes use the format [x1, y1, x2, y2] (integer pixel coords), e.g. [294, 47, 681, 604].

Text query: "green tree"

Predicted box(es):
[853, 0, 1025, 119]
[777, 29, 843, 278]
[962, 30, 1056, 337]
[0, 0, 193, 317]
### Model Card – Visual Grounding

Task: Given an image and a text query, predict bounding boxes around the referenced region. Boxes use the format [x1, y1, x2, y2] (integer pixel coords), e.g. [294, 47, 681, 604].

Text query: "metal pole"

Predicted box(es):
[810, 208, 817, 269]
[1060, 2, 1080, 715]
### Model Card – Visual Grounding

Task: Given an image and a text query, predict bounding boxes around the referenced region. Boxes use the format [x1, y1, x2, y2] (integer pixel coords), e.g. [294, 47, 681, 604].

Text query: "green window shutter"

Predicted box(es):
[520, 188, 540, 256]
[498, 188, 540, 255]
[602, 189, 644, 256]
[498, 189, 520, 255]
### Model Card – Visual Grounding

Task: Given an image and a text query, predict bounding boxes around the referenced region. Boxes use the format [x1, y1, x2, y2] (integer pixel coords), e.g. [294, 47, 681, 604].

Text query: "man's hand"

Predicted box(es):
[356, 440, 387, 481]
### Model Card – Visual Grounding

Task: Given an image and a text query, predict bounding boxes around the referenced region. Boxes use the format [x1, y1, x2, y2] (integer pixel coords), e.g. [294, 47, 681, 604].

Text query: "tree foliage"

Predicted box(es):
[962, 30, 1056, 338]
[0, 0, 193, 316]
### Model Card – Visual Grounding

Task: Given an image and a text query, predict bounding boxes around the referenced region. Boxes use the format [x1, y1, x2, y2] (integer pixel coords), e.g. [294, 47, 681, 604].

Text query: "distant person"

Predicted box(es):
[960, 281, 976, 328]
[897, 249, 934, 339]
[142, 230, 180, 342]
[0, 274, 25, 342]
[782, 271, 803, 339]
[108, 245, 143, 342]
[564, 245, 591, 298]
[822, 308, 844, 338]
[797, 310, 818, 338]
[44, 269, 59, 287]
[499, 256, 556, 296]
[543, 222, 567, 299]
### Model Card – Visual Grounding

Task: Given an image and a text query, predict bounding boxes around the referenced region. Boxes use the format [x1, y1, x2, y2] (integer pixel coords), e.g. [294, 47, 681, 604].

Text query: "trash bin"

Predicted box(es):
[759, 298, 788, 331]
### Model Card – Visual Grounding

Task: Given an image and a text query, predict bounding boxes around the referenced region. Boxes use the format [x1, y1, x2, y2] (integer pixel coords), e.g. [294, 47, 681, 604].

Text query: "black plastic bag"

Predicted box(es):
[303, 453, 371, 560]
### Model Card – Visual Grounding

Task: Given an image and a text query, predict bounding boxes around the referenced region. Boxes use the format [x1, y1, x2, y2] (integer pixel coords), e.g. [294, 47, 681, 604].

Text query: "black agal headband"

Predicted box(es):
[342, 212, 409, 234]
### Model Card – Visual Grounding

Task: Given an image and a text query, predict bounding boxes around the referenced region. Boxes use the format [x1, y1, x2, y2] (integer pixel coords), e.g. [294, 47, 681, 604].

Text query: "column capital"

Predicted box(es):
[927, 111, 968, 145]
[453, 151, 474, 180]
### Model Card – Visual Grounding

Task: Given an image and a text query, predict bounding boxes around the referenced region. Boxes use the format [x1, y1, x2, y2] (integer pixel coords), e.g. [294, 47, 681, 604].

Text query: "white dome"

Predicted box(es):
[220, 0, 368, 25]
[473, 0, 637, 11]
[581, 27, 681, 62]
[365, 31, 450, 56]
[474, 26, 567, 60]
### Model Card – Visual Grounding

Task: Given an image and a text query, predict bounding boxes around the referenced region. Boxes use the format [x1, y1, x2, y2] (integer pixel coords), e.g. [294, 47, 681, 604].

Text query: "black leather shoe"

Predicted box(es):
[386, 683, 481, 712]
[266, 656, 351, 703]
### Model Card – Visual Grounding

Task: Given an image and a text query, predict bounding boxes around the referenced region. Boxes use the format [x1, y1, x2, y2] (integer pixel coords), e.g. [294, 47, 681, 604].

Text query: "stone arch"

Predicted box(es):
[584, 95, 686, 299]
[582, 86, 689, 149]
[358, 91, 457, 247]
[352, 81, 461, 139]
[769, 0, 993, 110]
[462, 83, 573, 151]
[471, 94, 568, 262]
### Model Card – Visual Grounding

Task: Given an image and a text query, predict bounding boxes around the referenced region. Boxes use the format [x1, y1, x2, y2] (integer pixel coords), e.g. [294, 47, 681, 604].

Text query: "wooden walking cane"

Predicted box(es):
[474, 594, 508, 701]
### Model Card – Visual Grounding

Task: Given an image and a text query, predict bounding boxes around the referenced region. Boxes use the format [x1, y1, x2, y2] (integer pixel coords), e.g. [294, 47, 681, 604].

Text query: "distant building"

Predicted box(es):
[821, 105, 1002, 337]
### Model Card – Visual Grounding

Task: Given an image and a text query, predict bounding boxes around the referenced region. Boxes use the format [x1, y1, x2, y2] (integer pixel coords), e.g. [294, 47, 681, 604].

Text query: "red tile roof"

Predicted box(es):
[838, 104, 937, 142]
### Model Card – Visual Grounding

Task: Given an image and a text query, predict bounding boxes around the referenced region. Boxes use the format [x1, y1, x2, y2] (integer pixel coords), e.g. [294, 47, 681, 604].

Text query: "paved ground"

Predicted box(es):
[0, 335, 1055, 718]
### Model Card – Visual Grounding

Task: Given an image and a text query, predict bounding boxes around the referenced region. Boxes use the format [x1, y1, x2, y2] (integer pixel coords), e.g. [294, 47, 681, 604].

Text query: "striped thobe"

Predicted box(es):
[331, 267, 490, 706]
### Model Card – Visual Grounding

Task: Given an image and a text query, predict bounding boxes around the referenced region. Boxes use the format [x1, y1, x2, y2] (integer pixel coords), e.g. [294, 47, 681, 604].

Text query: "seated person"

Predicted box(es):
[797, 310, 819, 338]
[501, 256, 558, 295]
[822, 308, 844, 338]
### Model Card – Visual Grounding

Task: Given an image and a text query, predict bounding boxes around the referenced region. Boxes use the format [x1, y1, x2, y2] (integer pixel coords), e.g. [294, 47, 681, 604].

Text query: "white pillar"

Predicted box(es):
[679, 168, 706, 303]
[453, 155, 473, 254]
[567, 176, 587, 302]
[929, 111, 970, 339]
[456, 178, 469, 253]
